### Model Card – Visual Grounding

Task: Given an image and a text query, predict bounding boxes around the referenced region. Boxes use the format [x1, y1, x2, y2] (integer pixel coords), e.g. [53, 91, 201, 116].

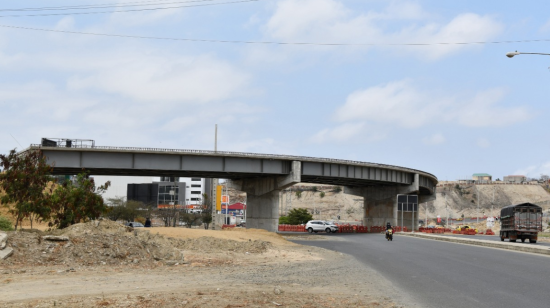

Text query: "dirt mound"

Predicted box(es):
[169, 236, 271, 253]
[3, 220, 184, 267]
[2, 220, 276, 268]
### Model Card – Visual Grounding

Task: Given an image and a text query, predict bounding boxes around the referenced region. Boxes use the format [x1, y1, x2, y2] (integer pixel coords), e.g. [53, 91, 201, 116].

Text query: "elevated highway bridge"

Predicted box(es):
[24, 143, 438, 232]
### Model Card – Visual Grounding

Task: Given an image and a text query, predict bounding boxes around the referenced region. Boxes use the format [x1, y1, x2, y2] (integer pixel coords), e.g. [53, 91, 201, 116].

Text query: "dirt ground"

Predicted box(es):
[1, 221, 406, 308]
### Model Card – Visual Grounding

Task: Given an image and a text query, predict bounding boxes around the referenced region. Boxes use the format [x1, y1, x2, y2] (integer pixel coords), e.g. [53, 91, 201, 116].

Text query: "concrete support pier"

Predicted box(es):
[229, 161, 301, 232]
[346, 174, 435, 231]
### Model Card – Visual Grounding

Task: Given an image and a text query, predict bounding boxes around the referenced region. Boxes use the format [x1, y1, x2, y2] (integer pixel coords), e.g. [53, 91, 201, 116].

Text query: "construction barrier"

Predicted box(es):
[485, 229, 495, 235]
[222, 224, 236, 229]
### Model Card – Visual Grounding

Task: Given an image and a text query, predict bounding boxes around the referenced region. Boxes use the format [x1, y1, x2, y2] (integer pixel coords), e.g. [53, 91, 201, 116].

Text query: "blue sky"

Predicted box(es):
[1, 0, 550, 181]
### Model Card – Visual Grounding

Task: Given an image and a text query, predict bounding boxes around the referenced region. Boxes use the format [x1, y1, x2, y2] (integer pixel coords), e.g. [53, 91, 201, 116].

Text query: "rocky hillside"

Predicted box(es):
[430, 183, 550, 219]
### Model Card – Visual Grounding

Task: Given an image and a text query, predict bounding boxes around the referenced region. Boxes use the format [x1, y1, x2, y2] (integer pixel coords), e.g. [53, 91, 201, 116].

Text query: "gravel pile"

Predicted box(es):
[2, 220, 273, 268]
[2, 220, 184, 267]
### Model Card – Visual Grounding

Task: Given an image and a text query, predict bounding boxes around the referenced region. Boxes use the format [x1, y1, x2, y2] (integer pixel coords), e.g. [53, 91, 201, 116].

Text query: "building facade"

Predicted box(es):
[472, 173, 492, 183]
[127, 177, 206, 209]
[503, 175, 526, 183]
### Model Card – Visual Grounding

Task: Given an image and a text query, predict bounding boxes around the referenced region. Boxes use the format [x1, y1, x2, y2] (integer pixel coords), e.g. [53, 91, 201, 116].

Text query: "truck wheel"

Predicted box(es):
[521, 237, 525, 243]
[500, 236, 504, 241]
[529, 239, 537, 243]
[308, 228, 313, 233]
[510, 239, 516, 242]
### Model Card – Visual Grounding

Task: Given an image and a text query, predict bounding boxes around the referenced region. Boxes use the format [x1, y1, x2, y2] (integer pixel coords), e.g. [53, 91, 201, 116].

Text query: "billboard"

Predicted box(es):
[216, 185, 222, 211]
[222, 195, 229, 204]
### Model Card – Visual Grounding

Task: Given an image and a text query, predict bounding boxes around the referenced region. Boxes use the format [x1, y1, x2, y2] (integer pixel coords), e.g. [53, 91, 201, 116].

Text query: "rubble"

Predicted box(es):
[1, 220, 185, 267]
[0, 231, 12, 259]
[42, 235, 69, 241]
[0, 246, 13, 260]
[0, 220, 272, 268]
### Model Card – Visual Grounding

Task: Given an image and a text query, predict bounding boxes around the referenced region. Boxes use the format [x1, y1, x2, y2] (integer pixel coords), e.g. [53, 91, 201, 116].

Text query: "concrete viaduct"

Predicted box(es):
[25, 144, 438, 232]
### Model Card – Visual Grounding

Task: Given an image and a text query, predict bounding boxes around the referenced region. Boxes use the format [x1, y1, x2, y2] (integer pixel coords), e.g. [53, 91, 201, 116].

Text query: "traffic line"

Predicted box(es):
[399, 232, 550, 256]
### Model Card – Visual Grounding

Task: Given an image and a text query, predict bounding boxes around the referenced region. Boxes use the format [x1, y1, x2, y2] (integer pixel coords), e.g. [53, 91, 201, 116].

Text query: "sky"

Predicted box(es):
[1, 0, 550, 182]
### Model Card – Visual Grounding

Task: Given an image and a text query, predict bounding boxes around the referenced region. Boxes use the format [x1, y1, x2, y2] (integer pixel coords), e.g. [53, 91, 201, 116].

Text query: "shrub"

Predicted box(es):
[287, 208, 313, 225]
[0, 215, 14, 231]
[331, 186, 342, 193]
[279, 216, 290, 224]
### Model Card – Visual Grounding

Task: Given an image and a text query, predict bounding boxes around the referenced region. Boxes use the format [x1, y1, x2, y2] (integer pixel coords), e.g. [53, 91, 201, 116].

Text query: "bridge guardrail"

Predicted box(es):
[27, 144, 437, 182]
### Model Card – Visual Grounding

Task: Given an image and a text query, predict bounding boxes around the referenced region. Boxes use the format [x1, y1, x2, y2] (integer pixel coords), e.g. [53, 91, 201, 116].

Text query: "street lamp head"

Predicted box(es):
[506, 51, 520, 58]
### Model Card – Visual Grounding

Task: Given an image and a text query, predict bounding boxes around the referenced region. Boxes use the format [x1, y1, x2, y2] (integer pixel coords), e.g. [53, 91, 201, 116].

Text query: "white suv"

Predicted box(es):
[306, 220, 338, 233]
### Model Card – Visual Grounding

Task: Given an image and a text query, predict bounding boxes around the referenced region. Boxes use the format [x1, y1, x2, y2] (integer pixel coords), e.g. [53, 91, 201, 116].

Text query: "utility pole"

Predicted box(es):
[492, 186, 495, 217]
[477, 185, 480, 224]
[445, 194, 448, 228]
[214, 124, 218, 152]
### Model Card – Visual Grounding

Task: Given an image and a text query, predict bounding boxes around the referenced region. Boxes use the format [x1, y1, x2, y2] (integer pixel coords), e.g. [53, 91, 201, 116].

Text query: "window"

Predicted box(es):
[191, 191, 201, 195]
[191, 178, 201, 181]
[191, 198, 200, 201]
[191, 184, 201, 188]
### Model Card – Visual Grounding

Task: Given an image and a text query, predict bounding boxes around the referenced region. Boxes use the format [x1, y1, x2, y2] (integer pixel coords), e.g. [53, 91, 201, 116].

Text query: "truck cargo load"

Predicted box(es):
[500, 203, 542, 243]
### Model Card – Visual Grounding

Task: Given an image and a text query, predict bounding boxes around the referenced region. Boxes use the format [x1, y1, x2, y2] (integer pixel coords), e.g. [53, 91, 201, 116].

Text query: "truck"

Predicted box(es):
[500, 203, 543, 243]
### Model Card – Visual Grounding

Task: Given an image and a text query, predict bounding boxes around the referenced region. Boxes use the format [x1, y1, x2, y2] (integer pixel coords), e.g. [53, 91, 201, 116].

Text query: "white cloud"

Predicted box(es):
[514, 162, 550, 179]
[476, 138, 490, 148]
[540, 19, 550, 33]
[423, 133, 446, 145]
[66, 52, 250, 104]
[333, 80, 531, 128]
[310, 122, 387, 144]
[0, 39, 257, 153]
[334, 80, 445, 128]
[264, 0, 503, 59]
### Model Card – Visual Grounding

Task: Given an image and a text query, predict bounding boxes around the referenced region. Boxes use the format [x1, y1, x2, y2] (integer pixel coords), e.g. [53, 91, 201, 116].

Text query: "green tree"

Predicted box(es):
[287, 208, 313, 225]
[0, 215, 14, 231]
[179, 212, 201, 228]
[279, 215, 290, 224]
[201, 212, 212, 229]
[0, 149, 54, 230]
[105, 197, 142, 222]
[49, 173, 110, 229]
[319, 192, 325, 199]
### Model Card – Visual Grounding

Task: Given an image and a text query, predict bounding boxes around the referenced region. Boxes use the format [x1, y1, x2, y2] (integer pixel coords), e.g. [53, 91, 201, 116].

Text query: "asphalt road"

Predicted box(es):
[292, 233, 549, 308]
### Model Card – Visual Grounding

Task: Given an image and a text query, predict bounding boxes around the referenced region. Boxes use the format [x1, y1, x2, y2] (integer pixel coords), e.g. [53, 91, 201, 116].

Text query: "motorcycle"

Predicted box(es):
[385, 229, 393, 241]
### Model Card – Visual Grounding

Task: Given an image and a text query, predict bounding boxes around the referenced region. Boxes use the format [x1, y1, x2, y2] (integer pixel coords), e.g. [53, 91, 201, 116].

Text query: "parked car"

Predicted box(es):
[305, 220, 338, 233]
[126, 222, 144, 228]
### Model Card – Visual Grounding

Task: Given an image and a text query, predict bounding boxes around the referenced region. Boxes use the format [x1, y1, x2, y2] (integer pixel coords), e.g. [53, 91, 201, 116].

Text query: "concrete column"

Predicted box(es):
[246, 190, 280, 232]
[363, 197, 395, 228]
[348, 173, 423, 231]
[228, 161, 301, 233]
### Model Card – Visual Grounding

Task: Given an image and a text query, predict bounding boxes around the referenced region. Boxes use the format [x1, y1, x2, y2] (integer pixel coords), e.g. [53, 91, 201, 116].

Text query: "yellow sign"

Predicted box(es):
[216, 185, 222, 211]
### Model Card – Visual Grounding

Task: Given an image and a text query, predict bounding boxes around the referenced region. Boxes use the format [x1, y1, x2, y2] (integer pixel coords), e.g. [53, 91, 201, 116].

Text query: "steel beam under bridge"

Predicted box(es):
[25, 145, 438, 231]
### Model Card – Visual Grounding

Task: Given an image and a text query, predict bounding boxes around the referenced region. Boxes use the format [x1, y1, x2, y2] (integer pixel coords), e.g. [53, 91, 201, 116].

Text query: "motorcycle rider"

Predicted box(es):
[386, 222, 393, 240]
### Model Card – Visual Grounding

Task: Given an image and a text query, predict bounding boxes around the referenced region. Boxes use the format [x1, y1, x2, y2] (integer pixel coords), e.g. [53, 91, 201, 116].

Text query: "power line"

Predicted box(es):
[0, 0, 257, 18]
[0, 0, 226, 12]
[1, 24, 549, 47]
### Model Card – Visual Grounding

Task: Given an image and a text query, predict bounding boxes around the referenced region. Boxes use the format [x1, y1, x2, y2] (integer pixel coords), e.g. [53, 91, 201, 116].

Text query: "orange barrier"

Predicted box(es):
[222, 224, 236, 229]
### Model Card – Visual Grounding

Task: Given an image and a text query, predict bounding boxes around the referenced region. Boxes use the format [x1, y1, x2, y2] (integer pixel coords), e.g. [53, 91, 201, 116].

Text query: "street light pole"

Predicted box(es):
[506, 51, 550, 58]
